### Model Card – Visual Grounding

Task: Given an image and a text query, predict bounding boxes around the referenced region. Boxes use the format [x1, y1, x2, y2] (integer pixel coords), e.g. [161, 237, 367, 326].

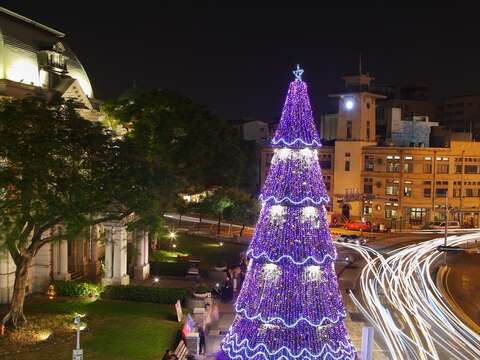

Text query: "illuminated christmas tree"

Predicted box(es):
[220, 66, 356, 360]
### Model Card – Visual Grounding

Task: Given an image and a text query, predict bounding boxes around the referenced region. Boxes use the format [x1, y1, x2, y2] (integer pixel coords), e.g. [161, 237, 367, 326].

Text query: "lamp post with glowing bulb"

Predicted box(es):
[168, 231, 177, 248]
[72, 314, 86, 360]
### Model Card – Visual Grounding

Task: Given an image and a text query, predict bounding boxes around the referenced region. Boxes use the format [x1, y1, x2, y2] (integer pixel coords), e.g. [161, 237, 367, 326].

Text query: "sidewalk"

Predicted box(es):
[197, 293, 389, 360]
[194, 300, 235, 360]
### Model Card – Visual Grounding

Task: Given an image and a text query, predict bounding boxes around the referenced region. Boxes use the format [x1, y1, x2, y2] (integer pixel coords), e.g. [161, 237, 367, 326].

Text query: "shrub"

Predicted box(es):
[102, 285, 188, 304]
[150, 261, 189, 276]
[51, 280, 103, 297]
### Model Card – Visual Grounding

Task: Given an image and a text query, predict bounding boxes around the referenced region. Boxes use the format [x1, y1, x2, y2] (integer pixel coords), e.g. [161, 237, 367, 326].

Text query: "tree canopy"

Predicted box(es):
[103, 89, 247, 191]
[101, 89, 250, 234]
[0, 97, 120, 326]
[0, 89, 252, 326]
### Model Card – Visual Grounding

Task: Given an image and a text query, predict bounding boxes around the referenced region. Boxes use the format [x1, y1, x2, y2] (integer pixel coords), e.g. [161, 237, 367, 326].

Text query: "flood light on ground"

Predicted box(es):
[36, 330, 52, 342]
[219, 242, 224, 246]
[154, 277, 159, 283]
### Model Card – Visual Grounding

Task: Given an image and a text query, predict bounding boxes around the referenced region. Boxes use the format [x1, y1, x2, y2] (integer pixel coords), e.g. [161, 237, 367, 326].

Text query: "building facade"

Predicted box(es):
[0, 8, 149, 304]
[436, 95, 480, 138]
[261, 71, 480, 229]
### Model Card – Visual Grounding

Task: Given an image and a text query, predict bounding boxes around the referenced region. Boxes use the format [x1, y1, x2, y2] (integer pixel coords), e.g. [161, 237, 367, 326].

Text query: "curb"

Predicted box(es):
[436, 265, 480, 335]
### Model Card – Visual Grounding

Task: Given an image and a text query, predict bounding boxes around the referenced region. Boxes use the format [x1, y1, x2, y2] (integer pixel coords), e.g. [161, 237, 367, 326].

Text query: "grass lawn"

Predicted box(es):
[151, 233, 247, 271]
[0, 297, 180, 360]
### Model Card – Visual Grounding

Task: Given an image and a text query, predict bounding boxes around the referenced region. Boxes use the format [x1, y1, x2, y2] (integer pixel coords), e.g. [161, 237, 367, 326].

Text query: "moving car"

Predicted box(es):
[336, 234, 366, 245]
[423, 221, 461, 230]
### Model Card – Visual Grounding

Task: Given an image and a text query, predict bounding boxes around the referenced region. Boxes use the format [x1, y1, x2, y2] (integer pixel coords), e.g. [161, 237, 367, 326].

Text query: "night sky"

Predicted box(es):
[3, 2, 480, 121]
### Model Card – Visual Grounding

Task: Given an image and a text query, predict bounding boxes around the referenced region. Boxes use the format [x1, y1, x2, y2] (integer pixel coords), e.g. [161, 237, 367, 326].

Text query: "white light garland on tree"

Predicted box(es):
[269, 205, 286, 224]
[301, 206, 321, 229]
[303, 265, 325, 283]
[272, 148, 317, 166]
[275, 148, 291, 161]
[301, 206, 318, 222]
[262, 263, 281, 282]
[258, 323, 281, 334]
[316, 322, 334, 340]
[299, 148, 316, 162]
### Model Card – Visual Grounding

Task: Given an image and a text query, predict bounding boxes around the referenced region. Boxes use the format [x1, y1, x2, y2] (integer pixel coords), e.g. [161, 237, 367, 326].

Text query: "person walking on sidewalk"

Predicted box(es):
[198, 325, 206, 355]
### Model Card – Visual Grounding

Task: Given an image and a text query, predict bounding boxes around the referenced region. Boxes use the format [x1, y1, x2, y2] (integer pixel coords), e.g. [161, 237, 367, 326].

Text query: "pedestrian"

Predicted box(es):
[198, 325, 206, 355]
[211, 303, 219, 322]
[162, 349, 170, 360]
[163, 350, 176, 360]
[204, 303, 212, 332]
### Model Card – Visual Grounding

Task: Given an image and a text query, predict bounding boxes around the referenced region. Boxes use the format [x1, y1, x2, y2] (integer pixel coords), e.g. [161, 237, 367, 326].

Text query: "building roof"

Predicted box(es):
[0, 7, 93, 97]
[0, 7, 64, 37]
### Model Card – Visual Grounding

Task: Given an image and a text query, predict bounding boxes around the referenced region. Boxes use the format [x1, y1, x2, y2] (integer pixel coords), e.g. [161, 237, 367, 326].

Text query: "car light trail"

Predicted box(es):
[336, 233, 480, 359]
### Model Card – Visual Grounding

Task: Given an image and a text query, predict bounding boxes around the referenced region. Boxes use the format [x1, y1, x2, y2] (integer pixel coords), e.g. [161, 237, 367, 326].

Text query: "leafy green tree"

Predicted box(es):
[189, 196, 212, 231]
[223, 190, 258, 236]
[203, 189, 235, 235]
[200, 188, 257, 235]
[174, 196, 189, 226]
[0, 98, 122, 326]
[102, 89, 247, 193]
[102, 89, 249, 239]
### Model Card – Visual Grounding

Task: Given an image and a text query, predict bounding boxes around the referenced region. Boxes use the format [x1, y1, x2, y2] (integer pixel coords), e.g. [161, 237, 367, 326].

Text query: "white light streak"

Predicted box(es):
[337, 233, 480, 359]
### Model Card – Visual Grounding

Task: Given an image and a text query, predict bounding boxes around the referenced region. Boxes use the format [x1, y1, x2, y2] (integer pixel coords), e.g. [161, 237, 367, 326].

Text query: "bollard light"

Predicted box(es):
[73, 314, 86, 359]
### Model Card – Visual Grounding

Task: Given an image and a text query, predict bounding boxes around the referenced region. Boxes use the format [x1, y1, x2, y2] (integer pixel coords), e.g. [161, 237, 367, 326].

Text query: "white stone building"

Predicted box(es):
[0, 7, 150, 304]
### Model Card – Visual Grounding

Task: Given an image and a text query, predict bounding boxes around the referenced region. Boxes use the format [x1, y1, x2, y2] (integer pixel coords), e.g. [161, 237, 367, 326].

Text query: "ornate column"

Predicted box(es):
[102, 225, 114, 285]
[53, 240, 70, 281]
[101, 221, 129, 286]
[88, 225, 100, 277]
[134, 229, 150, 281]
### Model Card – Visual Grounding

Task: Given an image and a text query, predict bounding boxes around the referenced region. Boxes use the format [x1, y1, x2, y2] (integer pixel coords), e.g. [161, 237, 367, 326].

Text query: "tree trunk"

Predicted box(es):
[240, 224, 245, 237]
[2, 256, 32, 327]
[178, 214, 182, 226]
[217, 216, 221, 235]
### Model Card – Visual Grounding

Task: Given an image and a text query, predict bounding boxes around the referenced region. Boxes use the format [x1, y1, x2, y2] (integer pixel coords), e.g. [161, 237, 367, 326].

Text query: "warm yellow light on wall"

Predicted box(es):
[6, 59, 40, 85]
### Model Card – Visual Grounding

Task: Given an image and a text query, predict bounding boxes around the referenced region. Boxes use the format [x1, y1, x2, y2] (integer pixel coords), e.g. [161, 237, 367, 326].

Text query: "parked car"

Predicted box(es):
[344, 221, 372, 232]
[336, 234, 366, 245]
[423, 221, 461, 230]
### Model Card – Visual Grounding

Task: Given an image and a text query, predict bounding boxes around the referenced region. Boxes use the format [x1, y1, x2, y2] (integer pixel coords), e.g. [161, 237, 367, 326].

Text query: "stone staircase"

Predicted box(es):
[69, 271, 84, 281]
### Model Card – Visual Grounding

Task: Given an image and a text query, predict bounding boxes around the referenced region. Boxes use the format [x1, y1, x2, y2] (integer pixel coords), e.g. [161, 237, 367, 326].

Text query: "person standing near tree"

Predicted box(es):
[198, 325, 206, 355]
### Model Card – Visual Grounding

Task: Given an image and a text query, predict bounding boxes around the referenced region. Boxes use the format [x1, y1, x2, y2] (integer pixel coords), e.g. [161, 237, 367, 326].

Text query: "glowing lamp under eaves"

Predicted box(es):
[344, 98, 354, 110]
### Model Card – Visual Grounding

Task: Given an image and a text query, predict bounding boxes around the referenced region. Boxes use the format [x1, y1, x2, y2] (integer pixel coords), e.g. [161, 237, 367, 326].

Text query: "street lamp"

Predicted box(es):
[73, 314, 86, 360]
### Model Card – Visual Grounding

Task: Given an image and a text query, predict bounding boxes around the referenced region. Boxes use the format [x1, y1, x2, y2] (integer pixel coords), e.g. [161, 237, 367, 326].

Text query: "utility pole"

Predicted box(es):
[444, 191, 448, 265]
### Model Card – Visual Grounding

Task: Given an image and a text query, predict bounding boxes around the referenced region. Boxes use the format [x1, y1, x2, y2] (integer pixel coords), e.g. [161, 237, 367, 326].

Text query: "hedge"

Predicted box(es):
[51, 280, 103, 298]
[102, 285, 188, 304]
[150, 261, 189, 276]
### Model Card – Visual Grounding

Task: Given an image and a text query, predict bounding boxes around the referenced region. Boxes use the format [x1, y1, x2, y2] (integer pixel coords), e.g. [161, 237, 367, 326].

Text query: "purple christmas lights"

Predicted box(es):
[271, 79, 322, 149]
[220, 68, 355, 360]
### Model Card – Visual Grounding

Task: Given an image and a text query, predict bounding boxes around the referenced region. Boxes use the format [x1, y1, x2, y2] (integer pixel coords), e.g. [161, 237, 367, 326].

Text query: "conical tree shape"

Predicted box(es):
[220, 67, 355, 360]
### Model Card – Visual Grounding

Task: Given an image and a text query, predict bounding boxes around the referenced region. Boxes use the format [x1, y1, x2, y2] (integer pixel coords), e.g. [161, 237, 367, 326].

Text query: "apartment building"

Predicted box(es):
[261, 70, 480, 228]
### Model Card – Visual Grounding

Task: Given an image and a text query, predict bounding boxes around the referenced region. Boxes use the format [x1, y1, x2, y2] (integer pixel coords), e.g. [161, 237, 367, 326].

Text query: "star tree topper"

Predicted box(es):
[293, 64, 304, 81]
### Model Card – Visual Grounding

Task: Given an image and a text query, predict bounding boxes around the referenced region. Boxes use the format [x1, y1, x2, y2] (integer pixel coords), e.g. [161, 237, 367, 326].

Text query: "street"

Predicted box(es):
[341, 233, 480, 360]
